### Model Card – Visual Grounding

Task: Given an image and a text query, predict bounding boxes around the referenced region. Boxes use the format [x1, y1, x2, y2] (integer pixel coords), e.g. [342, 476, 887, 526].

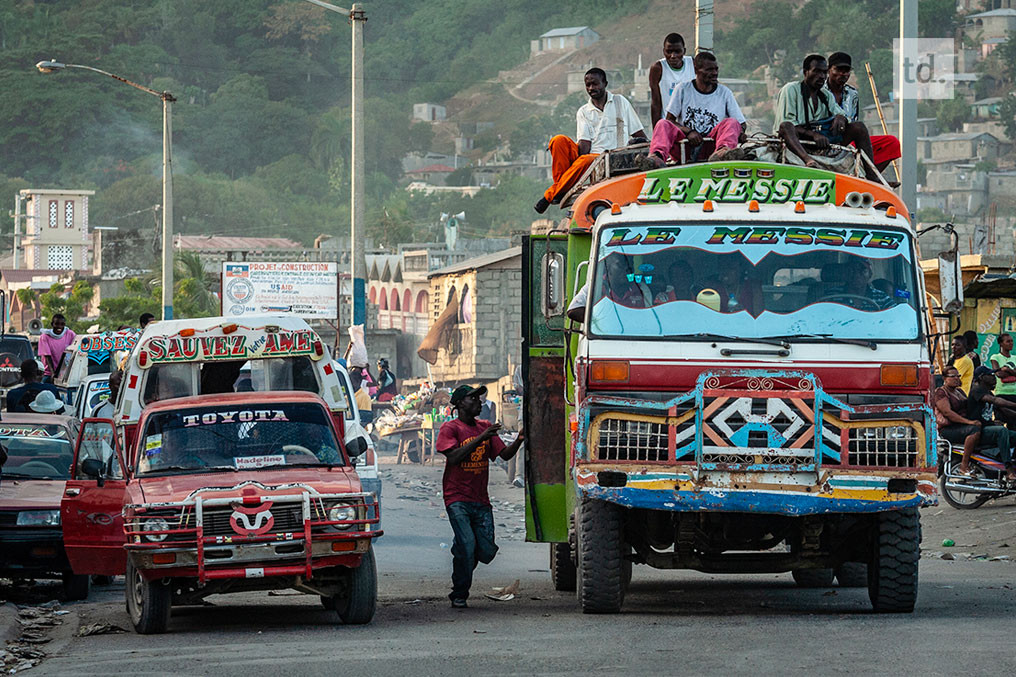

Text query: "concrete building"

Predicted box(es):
[964, 8, 1016, 42]
[918, 132, 1006, 163]
[531, 26, 599, 56]
[421, 247, 522, 386]
[412, 103, 446, 122]
[174, 234, 305, 273]
[403, 164, 456, 185]
[16, 188, 95, 270]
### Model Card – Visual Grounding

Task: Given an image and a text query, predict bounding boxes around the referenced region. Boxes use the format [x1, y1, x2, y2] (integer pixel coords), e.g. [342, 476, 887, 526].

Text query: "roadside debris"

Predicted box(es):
[485, 579, 520, 602]
[2, 602, 65, 673]
[77, 623, 126, 637]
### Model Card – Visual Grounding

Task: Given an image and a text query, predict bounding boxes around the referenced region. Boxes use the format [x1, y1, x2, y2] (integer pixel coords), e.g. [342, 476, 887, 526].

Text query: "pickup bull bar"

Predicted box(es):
[123, 481, 380, 584]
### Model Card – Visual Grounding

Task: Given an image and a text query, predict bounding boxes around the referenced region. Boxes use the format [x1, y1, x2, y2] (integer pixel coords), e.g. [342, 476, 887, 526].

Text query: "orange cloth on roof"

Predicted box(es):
[544, 135, 598, 202]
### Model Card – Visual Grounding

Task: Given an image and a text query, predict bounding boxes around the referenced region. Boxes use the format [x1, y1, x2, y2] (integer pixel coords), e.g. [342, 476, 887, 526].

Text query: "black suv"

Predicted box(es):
[0, 334, 36, 408]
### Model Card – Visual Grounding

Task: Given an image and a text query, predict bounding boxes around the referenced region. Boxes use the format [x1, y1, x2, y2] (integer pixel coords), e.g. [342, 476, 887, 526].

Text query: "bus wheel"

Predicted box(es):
[791, 568, 834, 588]
[551, 542, 576, 591]
[868, 508, 919, 613]
[835, 562, 868, 587]
[577, 498, 625, 614]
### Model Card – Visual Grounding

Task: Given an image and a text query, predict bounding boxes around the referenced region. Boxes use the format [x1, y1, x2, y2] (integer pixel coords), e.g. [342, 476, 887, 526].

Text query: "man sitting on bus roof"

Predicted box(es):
[642, 51, 747, 167]
[534, 68, 647, 214]
[774, 54, 879, 181]
[824, 52, 901, 174]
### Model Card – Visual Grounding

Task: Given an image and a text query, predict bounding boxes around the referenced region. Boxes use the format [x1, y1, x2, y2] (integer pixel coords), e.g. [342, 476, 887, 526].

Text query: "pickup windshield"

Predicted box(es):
[588, 222, 920, 341]
[136, 402, 343, 475]
[0, 424, 72, 479]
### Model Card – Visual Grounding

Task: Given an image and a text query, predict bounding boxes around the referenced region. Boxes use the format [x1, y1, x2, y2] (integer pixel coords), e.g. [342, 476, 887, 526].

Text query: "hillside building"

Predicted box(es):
[412, 103, 446, 122]
[530, 27, 599, 56]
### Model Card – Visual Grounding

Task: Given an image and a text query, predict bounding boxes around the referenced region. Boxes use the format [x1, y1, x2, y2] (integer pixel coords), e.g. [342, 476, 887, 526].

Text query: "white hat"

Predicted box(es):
[29, 390, 65, 414]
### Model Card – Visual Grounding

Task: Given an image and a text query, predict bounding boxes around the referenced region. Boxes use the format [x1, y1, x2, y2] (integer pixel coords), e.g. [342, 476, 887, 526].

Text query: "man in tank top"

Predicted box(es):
[649, 32, 695, 127]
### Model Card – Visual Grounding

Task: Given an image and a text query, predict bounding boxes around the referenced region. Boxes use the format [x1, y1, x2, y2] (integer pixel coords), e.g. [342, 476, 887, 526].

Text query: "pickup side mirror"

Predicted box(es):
[346, 436, 368, 458]
[81, 457, 105, 482]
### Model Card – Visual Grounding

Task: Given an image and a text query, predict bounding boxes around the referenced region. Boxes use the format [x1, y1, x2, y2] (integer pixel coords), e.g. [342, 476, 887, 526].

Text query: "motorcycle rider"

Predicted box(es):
[934, 365, 981, 477]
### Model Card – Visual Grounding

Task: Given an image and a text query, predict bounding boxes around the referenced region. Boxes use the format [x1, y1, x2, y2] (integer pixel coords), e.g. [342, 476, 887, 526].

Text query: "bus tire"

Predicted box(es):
[551, 542, 576, 591]
[578, 498, 625, 614]
[868, 508, 919, 613]
[835, 562, 868, 587]
[791, 568, 834, 588]
[337, 546, 377, 625]
[125, 560, 171, 634]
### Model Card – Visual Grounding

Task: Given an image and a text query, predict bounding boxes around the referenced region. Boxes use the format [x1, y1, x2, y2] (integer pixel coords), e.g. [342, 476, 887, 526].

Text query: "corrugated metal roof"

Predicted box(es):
[174, 235, 302, 250]
[1, 269, 66, 283]
[540, 26, 594, 38]
[428, 246, 521, 278]
[968, 8, 1016, 18]
[407, 164, 456, 173]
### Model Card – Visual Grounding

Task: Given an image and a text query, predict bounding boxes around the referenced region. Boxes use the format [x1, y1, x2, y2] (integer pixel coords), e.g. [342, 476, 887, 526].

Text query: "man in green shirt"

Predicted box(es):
[774, 54, 878, 181]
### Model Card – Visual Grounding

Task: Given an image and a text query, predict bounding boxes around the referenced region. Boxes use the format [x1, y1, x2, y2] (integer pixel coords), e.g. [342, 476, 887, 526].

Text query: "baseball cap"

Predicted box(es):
[828, 52, 852, 69]
[973, 365, 994, 379]
[450, 384, 487, 405]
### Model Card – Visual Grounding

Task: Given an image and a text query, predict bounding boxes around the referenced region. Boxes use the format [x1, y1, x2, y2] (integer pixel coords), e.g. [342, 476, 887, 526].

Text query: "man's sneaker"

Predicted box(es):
[708, 147, 749, 162]
[451, 598, 468, 609]
[534, 197, 551, 214]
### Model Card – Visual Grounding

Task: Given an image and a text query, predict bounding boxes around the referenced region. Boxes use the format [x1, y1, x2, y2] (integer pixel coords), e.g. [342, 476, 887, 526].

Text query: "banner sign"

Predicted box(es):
[637, 164, 836, 205]
[141, 329, 320, 365]
[222, 262, 337, 319]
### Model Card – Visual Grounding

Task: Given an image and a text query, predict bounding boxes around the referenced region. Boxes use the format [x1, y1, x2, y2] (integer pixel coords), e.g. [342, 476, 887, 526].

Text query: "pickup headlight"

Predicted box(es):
[142, 517, 170, 542]
[327, 504, 357, 530]
[16, 510, 61, 527]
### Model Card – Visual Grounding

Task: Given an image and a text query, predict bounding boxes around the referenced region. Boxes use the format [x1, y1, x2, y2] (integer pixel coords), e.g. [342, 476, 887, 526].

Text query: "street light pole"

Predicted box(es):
[35, 59, 176, 320]
[304, 0, 367, 329]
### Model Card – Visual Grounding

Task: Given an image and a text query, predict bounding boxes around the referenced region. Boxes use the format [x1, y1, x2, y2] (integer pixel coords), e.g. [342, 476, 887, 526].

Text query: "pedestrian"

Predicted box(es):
[37, 313, 76, 381]
[437, 384, 523, 608]
[948, 335, 974, 394]
[990, 332, 1016, 427]
[139, 312, 155, 329]
[376, 358, 397, 402]
[91, 370, 122, 418]
[963, 330, 981, 368]
[7, 359, 62, 413]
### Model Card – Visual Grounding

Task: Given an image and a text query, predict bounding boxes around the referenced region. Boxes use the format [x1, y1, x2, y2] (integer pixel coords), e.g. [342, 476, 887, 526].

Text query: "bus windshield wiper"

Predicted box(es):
[688, 333, 790, 349]
[776, 334, 877, 350]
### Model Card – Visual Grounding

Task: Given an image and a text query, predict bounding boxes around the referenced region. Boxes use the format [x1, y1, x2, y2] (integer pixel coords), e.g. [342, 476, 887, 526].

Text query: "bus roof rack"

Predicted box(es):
[558, 135, 890, 210]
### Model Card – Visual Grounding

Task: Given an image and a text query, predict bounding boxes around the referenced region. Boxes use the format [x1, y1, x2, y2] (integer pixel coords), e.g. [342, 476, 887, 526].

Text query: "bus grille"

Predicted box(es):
[847, 426, 919, 467]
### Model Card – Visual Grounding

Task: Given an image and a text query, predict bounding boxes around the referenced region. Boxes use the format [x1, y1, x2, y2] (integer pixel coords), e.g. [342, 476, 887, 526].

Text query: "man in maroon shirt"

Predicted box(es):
[437, 384, 524, 608]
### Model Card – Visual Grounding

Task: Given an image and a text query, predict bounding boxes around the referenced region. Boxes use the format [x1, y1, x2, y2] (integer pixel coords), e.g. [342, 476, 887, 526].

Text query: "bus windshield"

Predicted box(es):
[589, 222, 921, 341]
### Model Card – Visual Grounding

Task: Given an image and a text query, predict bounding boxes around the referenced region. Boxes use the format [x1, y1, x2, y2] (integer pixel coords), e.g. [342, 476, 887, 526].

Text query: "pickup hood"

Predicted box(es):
[0, 477, 64, 511]
[134, 468, 362, 506]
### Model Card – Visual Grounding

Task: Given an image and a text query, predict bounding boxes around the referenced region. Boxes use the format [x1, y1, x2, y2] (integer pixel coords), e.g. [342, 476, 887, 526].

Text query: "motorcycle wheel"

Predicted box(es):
[939, 469, 991, 510]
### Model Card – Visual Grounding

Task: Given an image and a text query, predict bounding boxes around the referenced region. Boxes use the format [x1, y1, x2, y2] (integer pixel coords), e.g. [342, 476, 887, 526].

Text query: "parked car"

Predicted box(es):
[62, 391, 380, 633]
[0, 334, 36, 409]
[0, 413, 89, 599]
[72, 374, 111, 420]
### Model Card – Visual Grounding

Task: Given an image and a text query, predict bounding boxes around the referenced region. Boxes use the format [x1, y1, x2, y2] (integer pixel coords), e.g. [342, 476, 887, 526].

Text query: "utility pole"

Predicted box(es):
[162, 92, 175, 320]
[304, 0, 367, 329]
[695, 0, 714, 54]
[899, 0, 918, 219]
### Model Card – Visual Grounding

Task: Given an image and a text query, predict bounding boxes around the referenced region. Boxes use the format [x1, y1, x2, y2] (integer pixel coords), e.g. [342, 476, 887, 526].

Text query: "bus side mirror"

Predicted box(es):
[937, 249, 964, 314]
[542, 252, 565, 318]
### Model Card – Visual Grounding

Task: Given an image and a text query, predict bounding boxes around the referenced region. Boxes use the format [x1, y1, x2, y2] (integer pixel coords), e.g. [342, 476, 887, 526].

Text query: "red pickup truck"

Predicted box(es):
[61, 390, 380, 633]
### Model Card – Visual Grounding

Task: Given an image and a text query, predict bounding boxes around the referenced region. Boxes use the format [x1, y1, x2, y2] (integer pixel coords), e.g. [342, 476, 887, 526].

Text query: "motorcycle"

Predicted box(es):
[938, 437, 1016, 509]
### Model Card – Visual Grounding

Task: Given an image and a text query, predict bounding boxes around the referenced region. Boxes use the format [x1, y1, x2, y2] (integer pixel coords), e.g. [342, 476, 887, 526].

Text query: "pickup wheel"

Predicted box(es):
[835, 562, 868, 587]
[550, 542, 576, 592]
[336, 546, 377, 625]
[125, 559, 171, 634]
[62, 572, 90, 601]
[791, 568, 834, 588]
[577, 498, 625, 614]
[868, 508, 920, 613]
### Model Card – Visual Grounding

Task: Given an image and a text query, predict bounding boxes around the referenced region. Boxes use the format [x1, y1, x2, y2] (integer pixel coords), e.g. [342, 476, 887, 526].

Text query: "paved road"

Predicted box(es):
[12, 463, 1016, 676]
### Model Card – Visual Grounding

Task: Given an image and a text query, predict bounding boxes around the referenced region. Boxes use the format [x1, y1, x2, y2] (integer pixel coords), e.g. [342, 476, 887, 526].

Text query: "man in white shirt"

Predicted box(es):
[536, 68, 646, 213]
[648, 33, 695, 127]
[644, 52, 747, 167]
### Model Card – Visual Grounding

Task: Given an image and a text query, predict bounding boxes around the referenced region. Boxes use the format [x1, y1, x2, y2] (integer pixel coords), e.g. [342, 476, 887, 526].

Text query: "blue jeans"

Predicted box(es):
[447, 501, 498, 601]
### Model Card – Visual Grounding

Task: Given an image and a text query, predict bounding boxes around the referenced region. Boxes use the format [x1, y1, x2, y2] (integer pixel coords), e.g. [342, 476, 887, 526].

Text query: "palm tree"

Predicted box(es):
[173, 250, 218, 318]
